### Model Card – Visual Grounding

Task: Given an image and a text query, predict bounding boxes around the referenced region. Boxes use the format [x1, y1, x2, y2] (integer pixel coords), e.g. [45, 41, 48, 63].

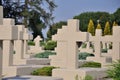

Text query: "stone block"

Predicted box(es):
[23, 34, 29, 40]
[0, 26, 18, 40]
[16, 25, 25, 39]
[52, 68, 107, 80]
[26, 58, 50, 65]
[3, 19, 15, 25]
[2, 66, 32, 77]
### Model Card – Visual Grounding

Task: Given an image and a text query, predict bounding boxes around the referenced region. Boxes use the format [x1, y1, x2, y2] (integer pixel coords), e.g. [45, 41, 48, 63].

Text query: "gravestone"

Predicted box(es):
[0, 18, 18, 77]
[51, 19, 108, 80]
[50, 19, 89, 69]
[34, 36, 42, 47]
[112, 26, 120, 61]
[13, 25, 26, 65]
[87, 26, 120, 65]
[28, 36, 43, 54]
[23, 28, 33, 58]
[87, 29, 112, 67]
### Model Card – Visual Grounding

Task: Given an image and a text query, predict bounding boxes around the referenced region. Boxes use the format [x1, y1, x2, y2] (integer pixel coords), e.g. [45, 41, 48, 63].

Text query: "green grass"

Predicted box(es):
[34, 51, 56, 58]
[78, 52, 94, 60]
[28, 41, 35, 46]
[81, 62, 101, 68]
[31, 66, 56, 76]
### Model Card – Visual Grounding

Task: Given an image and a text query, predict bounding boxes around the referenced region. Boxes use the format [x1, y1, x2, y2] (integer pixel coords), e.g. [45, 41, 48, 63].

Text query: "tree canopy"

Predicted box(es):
[2, 0, 57, 39]
[113, 8, 120, 25]
[47, 21, 67, 40]
[73, 12, 111, 32]
[113, 21, 118, 26]
[47, 8, 120, 40]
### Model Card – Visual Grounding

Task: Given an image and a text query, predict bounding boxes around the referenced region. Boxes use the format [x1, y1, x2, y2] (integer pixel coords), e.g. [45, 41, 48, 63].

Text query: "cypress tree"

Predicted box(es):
[87, 19, 95, 36]
[113, 21, 118, 26]
[96, 23, 101, 29]
[104, 21, 111, 35]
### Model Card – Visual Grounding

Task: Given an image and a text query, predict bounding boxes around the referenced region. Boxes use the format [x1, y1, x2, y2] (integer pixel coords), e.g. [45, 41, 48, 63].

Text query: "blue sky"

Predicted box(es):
[43, 0, 120, 38]
[54, 0, 120, 22]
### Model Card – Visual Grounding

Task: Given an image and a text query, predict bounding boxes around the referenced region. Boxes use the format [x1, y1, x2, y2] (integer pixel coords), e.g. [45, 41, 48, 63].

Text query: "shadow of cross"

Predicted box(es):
[52, 19, 89, 69]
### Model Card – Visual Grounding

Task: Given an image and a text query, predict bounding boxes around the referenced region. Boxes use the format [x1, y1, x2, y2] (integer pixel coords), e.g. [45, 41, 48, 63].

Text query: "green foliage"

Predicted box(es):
[113, 21, 118, 26]
[47, 21, 67, 39]
[109, 43, 112, 49]
[81, 43, 87, 48]
[107, 60, 120, 80]
[75, 75, 79, 80]
[73, 12, 111, 32]
[75, 74, 93, 80]
[40, 41, 46, 46]
[28, 41, 35, 46]
[96, 23, 101, 29]
[13, 51, 16, 54]
[47, 9, 120, 39]
[78, 52, 94, 60]
[31, 66, 56, 76]
[44, 40, 57, 50]
[34, 51, 56, 58]
[87, 19, 95, 36]
[83, 75, 93, 80]
[102, 49, 108, 53]
[2, 0, 57, 39]
[81, 62, 101, 68]
[113, 8, 120, 25]
[104, 21, 111, 35]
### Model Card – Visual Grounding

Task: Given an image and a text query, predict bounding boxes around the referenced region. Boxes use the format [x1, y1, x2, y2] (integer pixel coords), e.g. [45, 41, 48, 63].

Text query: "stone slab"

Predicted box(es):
[52, 68, 107, 80]
[26, 58, 50, 65]
[3, 64, 49, 78]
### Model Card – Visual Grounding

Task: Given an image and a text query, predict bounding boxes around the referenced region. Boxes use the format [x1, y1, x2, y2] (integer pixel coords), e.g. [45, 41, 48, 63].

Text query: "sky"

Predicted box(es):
[43, 0, 120, 38]
[54, 0, 120, 22]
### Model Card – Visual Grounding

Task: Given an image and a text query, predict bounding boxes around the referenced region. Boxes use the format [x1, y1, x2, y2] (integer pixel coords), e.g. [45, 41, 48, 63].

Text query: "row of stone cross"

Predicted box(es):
[0, 5, 33, 78]
[50, 19, 120, 69]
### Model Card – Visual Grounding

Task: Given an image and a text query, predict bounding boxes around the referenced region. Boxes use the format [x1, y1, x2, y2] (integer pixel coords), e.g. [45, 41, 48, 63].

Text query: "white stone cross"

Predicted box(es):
[52, 19, 89, 69]
[34, 36, 42, 47]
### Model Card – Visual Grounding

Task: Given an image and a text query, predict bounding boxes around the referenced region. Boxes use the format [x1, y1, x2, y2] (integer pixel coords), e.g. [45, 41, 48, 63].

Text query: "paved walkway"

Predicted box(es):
[3, 75, 63, 80]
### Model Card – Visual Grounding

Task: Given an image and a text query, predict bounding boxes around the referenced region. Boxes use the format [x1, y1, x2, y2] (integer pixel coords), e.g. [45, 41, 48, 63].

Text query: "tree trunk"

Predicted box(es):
[24, 0, 28, 28]
[0, 0, 2, 5]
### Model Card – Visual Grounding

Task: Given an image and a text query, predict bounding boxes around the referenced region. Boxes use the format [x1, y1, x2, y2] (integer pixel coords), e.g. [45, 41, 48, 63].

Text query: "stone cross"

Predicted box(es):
[89, 29, 102, 57]
[0, 19, 18, 73]
[34, 36, 42, 47]
[111, 26, 120, 61]
[51, 19, 88, 69]
[23, 28, 33, 58]
[13, 25, 25, 65]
